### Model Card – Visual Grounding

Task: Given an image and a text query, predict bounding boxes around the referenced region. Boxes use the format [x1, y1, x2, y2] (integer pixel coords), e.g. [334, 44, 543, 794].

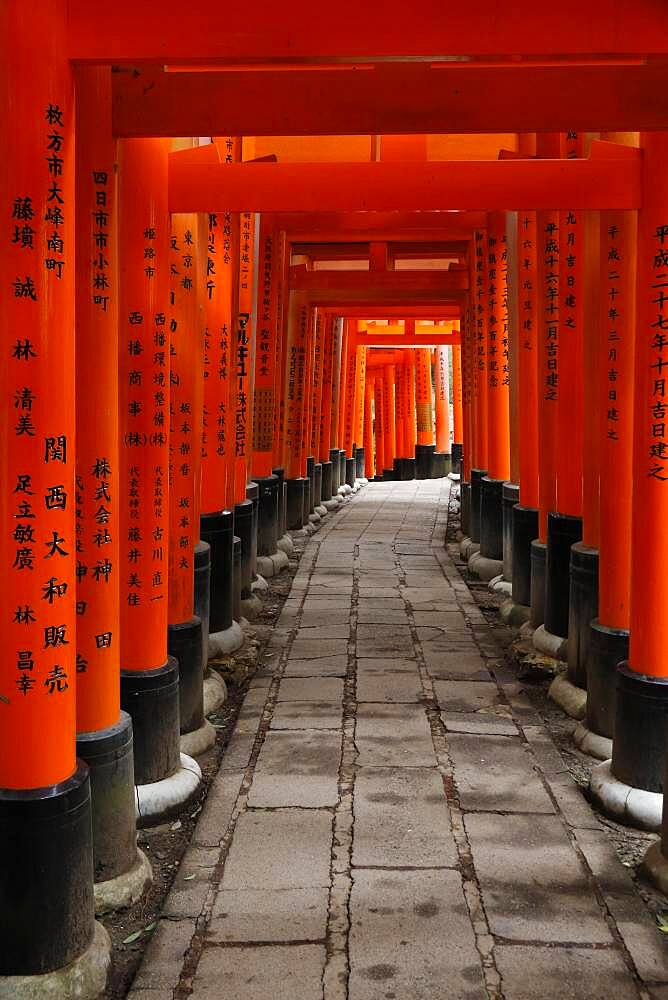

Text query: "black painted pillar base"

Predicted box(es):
[271, 467, 287, 537]
[314, 463, 323, 507]
[256, 475, 279, 556]
[511, 504, 539, 608]
[356, 447, 366, 479]
[330, 448, 341, 494]
[611, 664, 668, 793]
[120, 658, 181, 785]
[451, 442, 463, 478]
[502, 483, 519, 583]
[393, 458, 403, 480]
[321, 460, 333, 501]
[545, 512, 583, 639]
[76, 713, 137, 887]
[194, 540, 211, 640]
[567, 542, 599, 689]
[345, 457, 356, 488]
[432, 452, 450, 478]
[234, 500, 254, 598]
[306, 456, 316, 514]
[245, 482, 259, 578]
[233, 536, 242, 622]
[461, 481, 471, 537]
[480, 476, 504, 560]
[530, 538, 547, 629]
[200, 509, 234, 634]
[286, 476, 308, 529]
[0, 763, 97, 976]
[401, 457, 416, 481]
[415, 443, 436, 480]
[168, 616, 205, 736]
[382, 468, 396, 481]
[469, 468, 488, 544]
[586, 620, 629, 742]
[338, 449, 347, 489]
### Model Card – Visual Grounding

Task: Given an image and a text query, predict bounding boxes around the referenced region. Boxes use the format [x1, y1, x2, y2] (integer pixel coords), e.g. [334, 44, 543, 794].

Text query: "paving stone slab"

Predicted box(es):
[277, 676, 345, 702]
[356, 703, 436, 766]
[299, 610, 352, 628]
[284, 654, 348, 677]
[465, 812, 612, 943]
[295, 624, 351, 640]
[356, 624, 415, 658]
[220, 730, 257, 771]
[132, 918, 195, 990]
[193, 770, 245, 846]
[356, 608, 411, 625]
[449, 733, 555, 813]
[289, 638, 350, 660]
[353, 766, 457, 868]
[356, 597, 406, 610]
[249, 730, 341, 807]
[355, 667, 423, 704]
[349, 869, 486, 1000]
[192, 944, 327, 1000]
[495, 944, 639, 1000]
[433, 679, 506, 713]
[270, 701, 343, 730]
[221, 809, 332, 891]
[422, 650, 492, 682]
[209, 886, 328, 943]
[443, 712, 519, 736]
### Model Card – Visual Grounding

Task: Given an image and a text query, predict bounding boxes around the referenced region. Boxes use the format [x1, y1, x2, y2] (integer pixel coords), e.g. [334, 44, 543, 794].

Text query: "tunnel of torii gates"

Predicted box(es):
[6, 0, 668, 992]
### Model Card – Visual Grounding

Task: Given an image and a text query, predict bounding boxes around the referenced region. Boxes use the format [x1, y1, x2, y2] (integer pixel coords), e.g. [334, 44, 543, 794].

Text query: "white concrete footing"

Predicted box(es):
[357, 477, 369, 486]
[534, 624, 568, 662]
[208, 620, 244, 658]
[276, 533, 295, 555]
[135, 753, 202, 828]
[572, 721, 613, 761]
[257, 550, 290, 578]
[459, 536, 480, 561]
[489, 573, 513, 596]
[203, 670, 227, 716]
[468, 551, 503, 582]
[641, 840, 668, 895]
[240, 593, 262, 620]
[94, 847, 152, 916]
[308, 512, 321, 525]
[251, 573, 269, 594]
[180, 719, 217, 758]
[548, 669, 586, 719]
[499, 599, 531, 629]
[315, 504, 328, 516]
[589, 759, 662, 832]
[324, 498, 340, 511]
[0, 921, 111, 1000]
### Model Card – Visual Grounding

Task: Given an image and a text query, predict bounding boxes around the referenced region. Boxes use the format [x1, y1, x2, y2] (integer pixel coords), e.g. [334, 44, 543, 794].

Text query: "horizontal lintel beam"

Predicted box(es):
[115, 62, 668, 136]
[68, 1, 668, 60]
[353, 332, 461, 347]
[169, 159, 641, 213]
[289, 266, 468, 294]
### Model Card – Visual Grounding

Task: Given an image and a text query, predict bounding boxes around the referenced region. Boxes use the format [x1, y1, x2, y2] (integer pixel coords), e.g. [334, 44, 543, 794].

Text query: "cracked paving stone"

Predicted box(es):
[283, 654, 348, 677]
[191, 943, 327, 1000]
[355, 664, 423, 704]
[270, 700, 343, 730]
[349, 869, 486, 1000]
[495, 945, 639, 1000]
[277, 676, 345, 702]
[353, 766, 458, 868]
[249, 730, 342, 807]
[465, 812, 613, 943]
[289, 638, 350, 660]
[448, 733, 556, 813]
[356, 703, 436, 766]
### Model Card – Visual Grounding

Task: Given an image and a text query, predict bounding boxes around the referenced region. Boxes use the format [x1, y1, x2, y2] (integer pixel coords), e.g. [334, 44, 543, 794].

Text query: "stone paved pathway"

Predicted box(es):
[129, 480, 668, 1000]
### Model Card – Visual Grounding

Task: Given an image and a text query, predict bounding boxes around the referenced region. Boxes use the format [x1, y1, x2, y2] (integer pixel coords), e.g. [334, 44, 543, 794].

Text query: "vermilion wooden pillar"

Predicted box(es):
[74, 66, 150, 907]
[319, 314, 337, 501]
[592, 132, 668, 826]
[118, 138, 201, 822]
[382, 363, 397, 477]
[329, 316, 345, 492]
[284, 293, 310, 527]
[468, 230, 489, 543]
[395, 360, 406, 473]
[475, 212, 510, 571]
[353, 344, 367, 478]
[531, 132, 561, 629]
[578, 206, 636, 758]
[374, 375, 385, 479]
[167, 208, 213, 754]
[363, 378, 375, 480]
[415, 347, 435, 479]
[452, 339, 464, 475]
[434, 345, 451, 470]
[406, 350, 418, 478]
[511, 209, 540, 608]
[0, 4, 104, 981]
[198, 183, 241, 653]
